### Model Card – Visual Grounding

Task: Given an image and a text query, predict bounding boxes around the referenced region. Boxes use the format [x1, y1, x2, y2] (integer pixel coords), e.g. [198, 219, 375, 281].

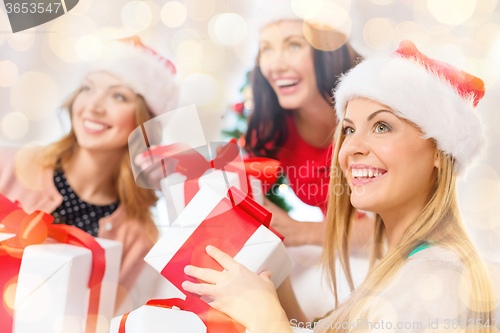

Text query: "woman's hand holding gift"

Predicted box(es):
[182, 245, 293, 333]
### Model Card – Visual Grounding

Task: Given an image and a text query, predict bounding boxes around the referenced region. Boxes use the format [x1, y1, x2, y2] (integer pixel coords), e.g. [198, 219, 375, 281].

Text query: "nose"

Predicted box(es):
[343, 130, 370, 157]
[87, 91, 106, 115]
[269, 49, 289, 73]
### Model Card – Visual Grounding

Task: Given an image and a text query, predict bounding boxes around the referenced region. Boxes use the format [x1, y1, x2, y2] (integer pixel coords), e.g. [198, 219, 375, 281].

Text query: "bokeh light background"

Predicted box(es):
[0, 0, 500, 260]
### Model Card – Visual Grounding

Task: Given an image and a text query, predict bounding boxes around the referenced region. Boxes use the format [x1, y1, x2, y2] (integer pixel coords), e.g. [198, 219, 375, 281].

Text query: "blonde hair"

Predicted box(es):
[40, 86, 158, 226]
[318, 118, 495, 332]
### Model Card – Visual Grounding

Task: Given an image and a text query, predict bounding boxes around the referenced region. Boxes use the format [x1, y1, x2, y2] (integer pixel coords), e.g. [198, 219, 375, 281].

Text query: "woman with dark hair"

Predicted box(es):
[245, 18, 372, 249]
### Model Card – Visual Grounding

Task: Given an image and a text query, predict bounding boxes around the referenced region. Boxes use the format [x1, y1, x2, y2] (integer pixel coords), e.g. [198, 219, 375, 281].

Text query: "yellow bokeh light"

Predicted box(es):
[476, 0, 498, 12]
[462, 179, 500, 213]
[3, 283, 17, 310]
[0, 60, 19, 87]
[181, 73, 219, 106]
[161, 1, 187, 28]
[171, 29, 201, 55]
[303, 2, 352, 51]
[211, 13, 247, 45]
[176, 40, 198, 59]
[427, 0, 476, 25]
[363, 18, 396, 50]
[69, 0, 92, 15]
[49, 15, 96, 63]
[2, 112, 29, 141]
[75, 35, 102, 62]
[278, 184, 288, 193]
[10, 72, 59, 121]
[291, 0, 323, 19]
[144, 1, 161, 27]
[121, 1, 152, 32]
[184, 0, 215, 21]
[394, 21, 425, 46]
[476, 23, 500, 53]
[7, 28, 36, 51]
[194, 40, 225, 71]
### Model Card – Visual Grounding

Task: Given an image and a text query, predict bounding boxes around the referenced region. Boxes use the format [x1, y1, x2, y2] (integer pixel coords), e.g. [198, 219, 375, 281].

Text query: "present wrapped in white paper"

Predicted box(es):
[161, 170, 264, 224]
[109, 301, 312, 333]
[146, 185, 293, 292]
[1, 234, 122, 333]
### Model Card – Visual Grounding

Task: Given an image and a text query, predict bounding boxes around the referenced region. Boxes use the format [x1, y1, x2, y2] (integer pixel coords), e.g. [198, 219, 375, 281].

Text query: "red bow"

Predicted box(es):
[0, 194, 106, 333]
[118, 296, 246, 333]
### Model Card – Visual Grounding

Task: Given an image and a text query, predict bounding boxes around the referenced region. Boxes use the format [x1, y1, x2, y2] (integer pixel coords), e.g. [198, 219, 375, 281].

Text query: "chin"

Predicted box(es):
[276, 96, 303, 110]
[350, 194, 379, 214]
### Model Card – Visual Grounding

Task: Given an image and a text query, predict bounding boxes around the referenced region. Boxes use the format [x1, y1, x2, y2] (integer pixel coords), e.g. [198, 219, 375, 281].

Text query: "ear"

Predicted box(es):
[433, 147, 440, 169]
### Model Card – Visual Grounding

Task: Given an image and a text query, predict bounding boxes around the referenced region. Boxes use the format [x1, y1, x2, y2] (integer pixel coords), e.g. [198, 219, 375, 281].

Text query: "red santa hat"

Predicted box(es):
[334, 40, 485, 175]
[89, 36, 179, 116]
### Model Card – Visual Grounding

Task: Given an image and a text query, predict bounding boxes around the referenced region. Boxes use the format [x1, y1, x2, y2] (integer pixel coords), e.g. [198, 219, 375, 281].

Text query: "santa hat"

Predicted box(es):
[334, 40, 485, 175]
[248, 0, 352, 52]
[89, 36, 179, 116]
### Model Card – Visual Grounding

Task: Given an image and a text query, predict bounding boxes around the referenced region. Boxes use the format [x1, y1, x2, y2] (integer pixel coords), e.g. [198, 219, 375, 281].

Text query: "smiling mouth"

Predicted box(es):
[275, 78, 299, 88]
[83, 119, 111, 132]
[352, 169, 387, 180]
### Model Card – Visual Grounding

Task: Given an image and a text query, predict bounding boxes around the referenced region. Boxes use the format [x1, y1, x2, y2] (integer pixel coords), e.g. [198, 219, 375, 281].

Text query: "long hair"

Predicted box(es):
[317, 119, 495, 332]
[245, 25, 362, 158]
[40, 86, 158, 227]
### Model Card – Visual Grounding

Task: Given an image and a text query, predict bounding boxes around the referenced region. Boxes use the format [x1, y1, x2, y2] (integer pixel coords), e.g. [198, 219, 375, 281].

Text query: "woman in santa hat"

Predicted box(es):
[182, 40, 496, 332]
[0, 36, 178, 312]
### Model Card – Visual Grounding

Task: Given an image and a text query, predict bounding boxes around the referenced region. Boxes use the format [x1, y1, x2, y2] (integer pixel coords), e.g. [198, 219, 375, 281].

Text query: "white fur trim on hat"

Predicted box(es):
[89, 41, 179, 116]
[333, 56, 485, 175]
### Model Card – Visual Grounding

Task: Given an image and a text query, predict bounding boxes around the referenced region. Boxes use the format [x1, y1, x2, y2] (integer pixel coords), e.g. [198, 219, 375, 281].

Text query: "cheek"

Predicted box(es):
[338, 145, 348, 173]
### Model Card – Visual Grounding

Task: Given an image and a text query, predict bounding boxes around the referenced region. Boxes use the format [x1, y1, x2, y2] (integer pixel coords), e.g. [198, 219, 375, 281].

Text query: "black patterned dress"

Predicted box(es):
[51, 168, 119, 237]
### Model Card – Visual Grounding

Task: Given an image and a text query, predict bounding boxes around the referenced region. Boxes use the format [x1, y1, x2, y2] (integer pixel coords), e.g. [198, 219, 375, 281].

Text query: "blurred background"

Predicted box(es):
[0, 0, 499, 259]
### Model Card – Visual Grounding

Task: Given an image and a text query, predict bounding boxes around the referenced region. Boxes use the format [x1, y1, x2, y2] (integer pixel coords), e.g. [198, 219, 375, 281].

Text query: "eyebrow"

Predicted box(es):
[83, 79, 128, 91]
[259, 34, 305, 46]
[343, 109, 394, 124]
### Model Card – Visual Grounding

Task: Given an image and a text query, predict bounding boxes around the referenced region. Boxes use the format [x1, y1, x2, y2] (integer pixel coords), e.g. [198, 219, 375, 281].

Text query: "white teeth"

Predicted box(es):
[352, 169, 384, 179]
[84, 120, 108, 131]
[275, 79, 299, 87]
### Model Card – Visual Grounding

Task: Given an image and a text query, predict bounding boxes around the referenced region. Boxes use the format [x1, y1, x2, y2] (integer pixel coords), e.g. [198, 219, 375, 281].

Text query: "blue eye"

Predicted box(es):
[113, 93, 126, 102]
[80, 85, 91, 92]
[289, 42, 301, 50]
[343, 126, 354, 135]
[374, 122, 390, 133]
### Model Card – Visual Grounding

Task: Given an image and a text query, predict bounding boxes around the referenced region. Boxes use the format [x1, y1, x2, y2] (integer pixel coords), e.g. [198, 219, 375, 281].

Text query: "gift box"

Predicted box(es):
[145, 185, 294, 291]
[0, 195, 122, 333]
[152, 140, 279, 223]
[109, 296, 247, 333]
[109, 298, 311, 333]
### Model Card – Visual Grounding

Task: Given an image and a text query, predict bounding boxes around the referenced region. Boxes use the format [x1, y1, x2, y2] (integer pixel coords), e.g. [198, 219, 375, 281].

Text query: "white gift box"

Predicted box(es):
[109, 304, 226, 333]
[109, 304, 307, 333]
[146, 185, 293, 290]
[161, 170, 264, 224]
[2, 236, 122, 333]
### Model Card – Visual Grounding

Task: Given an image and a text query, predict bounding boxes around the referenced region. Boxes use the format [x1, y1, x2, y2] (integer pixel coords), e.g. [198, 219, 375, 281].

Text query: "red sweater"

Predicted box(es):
[275, 116, 333, 214]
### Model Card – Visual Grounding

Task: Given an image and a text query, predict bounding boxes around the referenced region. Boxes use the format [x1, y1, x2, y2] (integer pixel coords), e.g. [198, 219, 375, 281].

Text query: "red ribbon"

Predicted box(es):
[0, 194, 106, 333]
[145, 139, 281, 206]
[118, 296, 246, 333]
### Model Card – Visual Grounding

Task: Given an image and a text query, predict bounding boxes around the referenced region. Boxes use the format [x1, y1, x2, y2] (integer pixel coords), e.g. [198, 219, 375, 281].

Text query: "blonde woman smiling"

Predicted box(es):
[180, 40, 496, 333]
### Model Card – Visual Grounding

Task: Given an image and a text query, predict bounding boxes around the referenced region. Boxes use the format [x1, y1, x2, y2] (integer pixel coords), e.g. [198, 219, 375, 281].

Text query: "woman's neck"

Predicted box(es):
[62, 146, 124, 205]
[379, 197, 429, 253]
[293, 94, 337, 148]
